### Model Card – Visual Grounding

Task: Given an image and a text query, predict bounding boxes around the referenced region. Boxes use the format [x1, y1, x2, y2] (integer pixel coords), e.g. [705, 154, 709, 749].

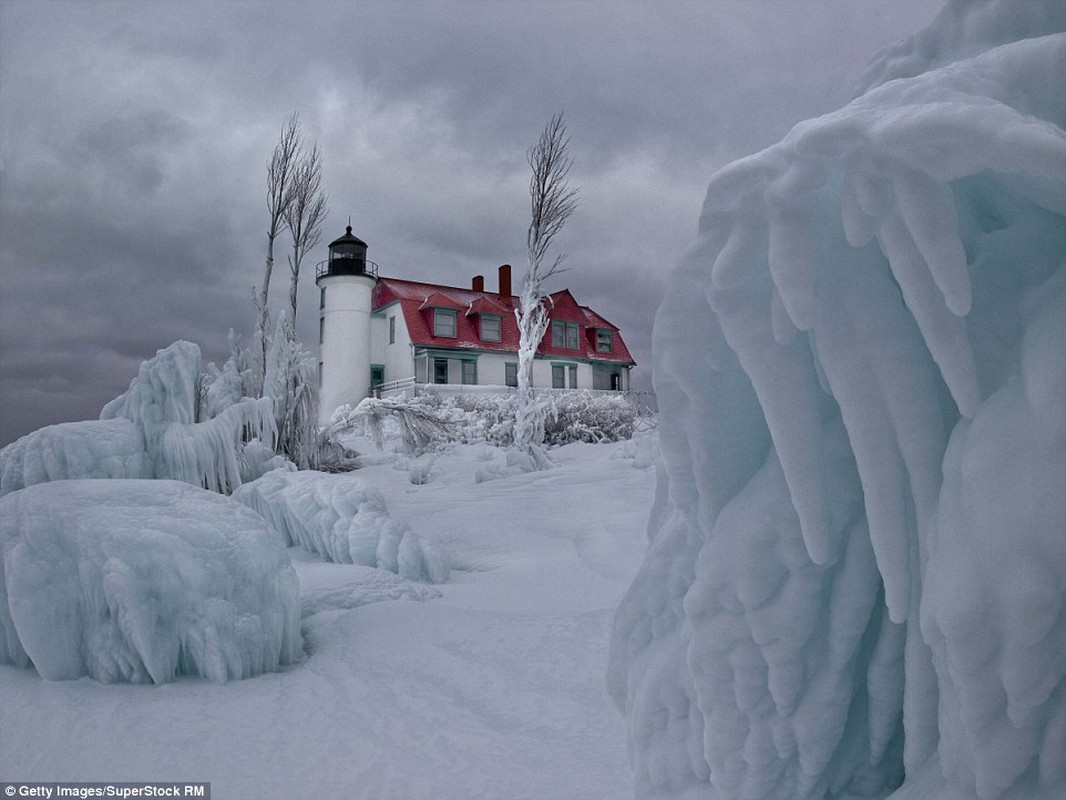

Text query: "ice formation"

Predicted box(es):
[233, 470, 451, 584]
[0, 341, 275, 495]
[0, 480, 302, 683]
[609, 3, 1066, 799]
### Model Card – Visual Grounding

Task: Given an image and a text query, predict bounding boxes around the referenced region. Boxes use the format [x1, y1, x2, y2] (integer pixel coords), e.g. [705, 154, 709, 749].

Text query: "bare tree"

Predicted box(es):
[253, 112, 302, 394]
[283, 142, 327, 328]
[249, 114, 332, 470]
[513, 112, 579, 462]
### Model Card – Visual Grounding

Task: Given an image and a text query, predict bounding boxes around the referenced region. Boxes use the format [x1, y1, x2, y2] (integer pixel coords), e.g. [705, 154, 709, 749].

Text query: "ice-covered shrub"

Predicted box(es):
[335, 389, 649, 451]
[543, 391, 637, 445]
[233, 470, 449, 583]
[0, 341, 275, 495]
[0, 480, 302, 684]
[609, 4, 1066, 800]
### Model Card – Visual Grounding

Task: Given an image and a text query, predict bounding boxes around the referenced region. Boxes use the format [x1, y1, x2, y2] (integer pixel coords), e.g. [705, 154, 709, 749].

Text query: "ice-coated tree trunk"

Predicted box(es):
[513, 282, 552, 452]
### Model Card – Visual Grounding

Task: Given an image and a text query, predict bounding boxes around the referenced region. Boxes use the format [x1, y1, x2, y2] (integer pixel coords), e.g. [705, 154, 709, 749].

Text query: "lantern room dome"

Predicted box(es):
[329, 225, 367, 250]
[319, 224, 375, 280]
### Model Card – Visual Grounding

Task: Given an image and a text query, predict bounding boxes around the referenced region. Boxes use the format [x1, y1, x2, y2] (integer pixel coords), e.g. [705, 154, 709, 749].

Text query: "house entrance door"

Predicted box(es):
[434, 358, 448, 384]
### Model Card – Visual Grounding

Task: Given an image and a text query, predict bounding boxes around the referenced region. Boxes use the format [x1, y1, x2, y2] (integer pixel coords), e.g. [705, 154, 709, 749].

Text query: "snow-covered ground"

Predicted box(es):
[0, 438, 655, 799]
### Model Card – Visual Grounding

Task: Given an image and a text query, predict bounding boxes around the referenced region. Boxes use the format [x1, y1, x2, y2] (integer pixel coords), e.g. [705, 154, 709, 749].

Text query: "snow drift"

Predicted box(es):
[233, 470, 450, 584]
[0, 480, 302, 684]
[0, 341, 275, 495]
[609, 2, 1066, 799]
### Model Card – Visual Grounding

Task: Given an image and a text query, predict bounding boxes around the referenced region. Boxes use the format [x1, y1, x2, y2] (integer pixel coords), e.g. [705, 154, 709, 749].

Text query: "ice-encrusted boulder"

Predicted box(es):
[0, 341, 275, 495]
[609, 2, 1066, 799]
[0, 480, 302, 684]
[233, 470, 450, 584]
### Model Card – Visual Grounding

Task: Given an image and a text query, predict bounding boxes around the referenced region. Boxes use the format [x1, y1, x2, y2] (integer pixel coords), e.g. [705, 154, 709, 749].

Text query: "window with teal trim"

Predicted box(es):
[552, 364, 565, 389]
[480, 315, 501, 342]
[434, 309, 457, 338]
[461, 360, 477, 385]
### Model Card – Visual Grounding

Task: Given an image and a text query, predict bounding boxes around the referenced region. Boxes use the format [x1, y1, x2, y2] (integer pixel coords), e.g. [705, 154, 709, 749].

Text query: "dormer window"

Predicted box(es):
[552, 320, 580, 349]
[596, 329, 613, 353]
[434, 308, 457, 338]
[480, 314, 501, 342]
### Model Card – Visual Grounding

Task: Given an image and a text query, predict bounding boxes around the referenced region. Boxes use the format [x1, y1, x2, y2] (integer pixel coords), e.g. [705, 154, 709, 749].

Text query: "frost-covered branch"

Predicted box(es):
[253, 112, 302, 396]
[330, 397, 451, 454]
[526, 112, 579, 281]
[283, 142, 327, 328]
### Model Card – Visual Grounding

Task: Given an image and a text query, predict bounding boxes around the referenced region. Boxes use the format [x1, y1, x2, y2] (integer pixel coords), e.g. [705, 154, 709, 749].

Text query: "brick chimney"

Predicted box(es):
[472, 275, 485, 292]
[498, 264, 512, 299]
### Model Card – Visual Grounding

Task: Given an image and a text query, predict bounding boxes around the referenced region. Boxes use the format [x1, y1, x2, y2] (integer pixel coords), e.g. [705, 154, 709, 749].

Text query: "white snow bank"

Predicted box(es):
[233, 470, 450, 584]
[295, 559, 442, 618]
[610, 5, 1065, 800]
[0, 480, 301, 684]
[0, 341, 275, 495]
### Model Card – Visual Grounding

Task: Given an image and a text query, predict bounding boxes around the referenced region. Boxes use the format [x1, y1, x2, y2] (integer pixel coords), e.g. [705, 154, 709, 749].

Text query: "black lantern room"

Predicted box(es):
[325, 225, 369, 276]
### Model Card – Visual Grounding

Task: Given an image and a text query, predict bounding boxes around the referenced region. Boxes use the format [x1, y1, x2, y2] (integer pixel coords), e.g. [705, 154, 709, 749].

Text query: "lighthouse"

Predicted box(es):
[316, 225, 377, 423]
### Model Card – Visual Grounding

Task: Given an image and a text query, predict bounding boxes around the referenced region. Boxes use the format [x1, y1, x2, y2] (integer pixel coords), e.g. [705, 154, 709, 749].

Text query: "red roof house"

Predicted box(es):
[316, 229, 635, 419]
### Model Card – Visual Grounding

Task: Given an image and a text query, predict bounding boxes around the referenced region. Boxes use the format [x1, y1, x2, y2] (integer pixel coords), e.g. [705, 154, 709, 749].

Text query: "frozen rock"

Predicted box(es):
[233, 470, 450, 584]
[609, 3, 1066, 799]
[0, 480, 302, 684]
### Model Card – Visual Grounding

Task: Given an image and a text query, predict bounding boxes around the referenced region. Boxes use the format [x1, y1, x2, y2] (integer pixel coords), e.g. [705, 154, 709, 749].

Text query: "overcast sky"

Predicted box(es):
[0, 0, 943, 446]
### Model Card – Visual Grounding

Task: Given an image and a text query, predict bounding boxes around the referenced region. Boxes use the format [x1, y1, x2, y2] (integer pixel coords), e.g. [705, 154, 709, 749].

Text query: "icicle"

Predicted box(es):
[893, 169, 972, 316]
[157, 397, 275, 493]
[865, 604, 906, 765]
[711, 216, 765, 290]
[878, 212, 980, 417]
[770, 287, 801, 345]
[851, 165, 890, 219]
[710, 279, 836, 567]
[841, 169, 877, 247]
[812, 260, 917, 623]
[767, 204, 819, 331]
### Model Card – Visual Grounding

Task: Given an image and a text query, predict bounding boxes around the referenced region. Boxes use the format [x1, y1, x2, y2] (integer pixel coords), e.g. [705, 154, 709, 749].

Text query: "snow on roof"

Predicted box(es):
[374, 277, 635, 365]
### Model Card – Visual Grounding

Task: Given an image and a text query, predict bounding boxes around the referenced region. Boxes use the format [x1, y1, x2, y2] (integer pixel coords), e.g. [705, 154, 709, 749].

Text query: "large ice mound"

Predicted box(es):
[233, 470, 450, 584]
[0, 341, 275, 495]
[0, 480, 302, 684]
[609, 3, 1065, 799]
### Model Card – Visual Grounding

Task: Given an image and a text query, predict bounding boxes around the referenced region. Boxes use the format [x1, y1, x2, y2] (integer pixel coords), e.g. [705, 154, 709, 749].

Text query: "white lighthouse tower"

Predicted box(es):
[316, 225, 377, 424]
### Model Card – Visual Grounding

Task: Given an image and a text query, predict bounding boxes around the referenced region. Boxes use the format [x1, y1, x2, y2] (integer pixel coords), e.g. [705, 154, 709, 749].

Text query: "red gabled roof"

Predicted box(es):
[373, 276, 635, 365]
[465, 295, 510, 317]
[417, 291, 464, 311]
